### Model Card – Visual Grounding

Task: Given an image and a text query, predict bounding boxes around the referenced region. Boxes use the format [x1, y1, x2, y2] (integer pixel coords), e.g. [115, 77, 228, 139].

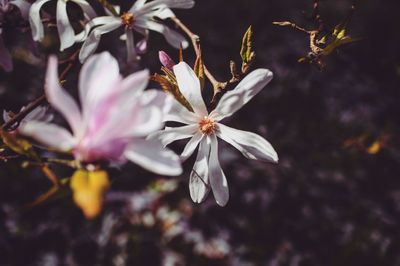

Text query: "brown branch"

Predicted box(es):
[1, 50, 79, 130]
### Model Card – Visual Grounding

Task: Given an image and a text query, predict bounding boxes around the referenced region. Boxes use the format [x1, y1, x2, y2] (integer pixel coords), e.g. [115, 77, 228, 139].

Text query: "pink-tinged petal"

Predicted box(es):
[164, 98, 200, 124]
[189, 136, 211, 203]
[173, 62, 208, 116]
[135, 20, 188, 49]
[74, 137, 129, 162]
[78, 18, 122, 62]
[147, 124, 197, 147]
[216, 123, 278, 163]
[124, 139, 182, 176]
[209, 134, 229, 206]
[57, 0, 75, 51]
[45, 56, 82, 135]
[78, 51, 121, 119]
[19, 121, 75, 151]
[181, 132, 202, 161]
[159, 50, 175, 70]
[210, 69, 273, 121]
[10, 0, 31, 19]
[0, 34, 12, 72]
[29, 0, 52, 41]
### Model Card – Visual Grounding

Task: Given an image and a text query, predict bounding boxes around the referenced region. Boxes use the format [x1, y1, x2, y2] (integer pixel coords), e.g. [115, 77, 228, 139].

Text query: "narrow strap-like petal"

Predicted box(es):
[129, 0, 147, 12]
[124, 139, 182, 176]
[210, 69, 273, 121]
[125, 29, 137, 63]
[78, 19, 122, 62]
[181, 132, 203, 161]
[189, 136, 211, 203]
[216, 123, 278, 163]
[10, 0, 31, 19]
[45, 56, 82, 135]
[19, 121, 75, 151]
[209, 134, 229, 206]
[57, 0, 75, 51]
[147, 124, 198, 147]
[135, 19, 188, 49]
[131, 0, 194, 14]
[164, 98, 200, 125]
[172, 62, 208, 116]
[29, 0, 52, 41]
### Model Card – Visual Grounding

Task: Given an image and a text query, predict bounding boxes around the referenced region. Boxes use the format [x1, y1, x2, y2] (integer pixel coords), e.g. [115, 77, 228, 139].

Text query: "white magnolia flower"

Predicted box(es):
[78, 0, 194, 62]
[150, 62, 278, 206]
[29, 0, 96, 51]
[20, 52, 182, 176]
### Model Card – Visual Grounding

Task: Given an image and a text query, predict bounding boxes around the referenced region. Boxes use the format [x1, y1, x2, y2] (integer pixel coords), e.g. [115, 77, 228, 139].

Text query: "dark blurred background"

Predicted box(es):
[1, 0, 400, 265]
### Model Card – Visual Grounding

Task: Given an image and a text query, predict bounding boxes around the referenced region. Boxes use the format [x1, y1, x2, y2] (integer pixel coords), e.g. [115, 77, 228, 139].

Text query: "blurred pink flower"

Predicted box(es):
[20, 52, 182, 176]
[150, 62, 278, 206]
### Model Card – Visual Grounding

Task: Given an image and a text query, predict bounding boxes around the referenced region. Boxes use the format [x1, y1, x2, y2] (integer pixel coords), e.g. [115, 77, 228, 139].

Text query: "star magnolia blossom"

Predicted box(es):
[78, 0, 194, 62]
[29, 0, 96, 51]
[150, 62, 278, 206]
[20, 52, 182, 176]
[0, 0, 30, 71]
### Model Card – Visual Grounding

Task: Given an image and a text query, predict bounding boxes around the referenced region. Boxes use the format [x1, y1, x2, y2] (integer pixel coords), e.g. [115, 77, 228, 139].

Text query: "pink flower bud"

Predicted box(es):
[158, 51, 175, 70]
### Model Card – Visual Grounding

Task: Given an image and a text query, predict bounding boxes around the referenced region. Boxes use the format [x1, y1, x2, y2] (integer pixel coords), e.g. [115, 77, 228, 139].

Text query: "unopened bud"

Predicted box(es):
[159, 51, 175, 70]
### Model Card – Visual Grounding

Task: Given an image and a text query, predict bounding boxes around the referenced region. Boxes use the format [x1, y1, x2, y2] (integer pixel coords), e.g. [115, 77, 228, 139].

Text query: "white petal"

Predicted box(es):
[57, 0, 75, 51]
[78, 51, 121, 118]
[125, 29, 137, 62]
[180, 132, 202, 161]
[173, 62, 207, 116]
[135, 20, 188, 49]
[209, 134, 229, 206]
[10, 0, 31, 19]
[210, 69, 273, 121]
[78, 18, 122, 62]
[164, 98, 200, 124]
[71, 0, 97, 19]
[29, 0, 52, 41]
[155, 7, 175, 19]
[129, 0, 146, 12]
[45, 56, 82, 135]
[148, 124, 197, 147]
[189, 136, 211, 203]
[19, 121, 75, 151]
[216, 123, 278, 163]
[124, 139, 182, 176]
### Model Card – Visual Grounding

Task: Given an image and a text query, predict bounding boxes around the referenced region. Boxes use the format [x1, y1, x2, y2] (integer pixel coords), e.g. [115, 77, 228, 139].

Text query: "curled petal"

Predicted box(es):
[79, 18, 122, 62]
[19, 121, 75, 151]
[209, 134, 229, 206]
[173, 62, 208, 116]
[148, 124, 198, 147]
[29, 0, 52, 41]
[71, 0, 97, 19]
[189, 136, 211, 203]
[216, 123, 278, 163]
[210, 69, 273, 121]
[124, 139, 182, 176]
[135, 20, 188, 49]
[57, 0, 75, 51]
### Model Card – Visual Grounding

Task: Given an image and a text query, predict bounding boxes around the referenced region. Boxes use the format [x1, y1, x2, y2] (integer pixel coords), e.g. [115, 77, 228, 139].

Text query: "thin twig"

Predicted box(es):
[171, 17, 223, 93]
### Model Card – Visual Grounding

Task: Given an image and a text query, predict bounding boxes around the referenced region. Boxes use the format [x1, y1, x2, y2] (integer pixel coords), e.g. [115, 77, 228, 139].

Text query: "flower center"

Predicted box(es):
[121, 12, 135, 28]
[198, 116, 215, 135]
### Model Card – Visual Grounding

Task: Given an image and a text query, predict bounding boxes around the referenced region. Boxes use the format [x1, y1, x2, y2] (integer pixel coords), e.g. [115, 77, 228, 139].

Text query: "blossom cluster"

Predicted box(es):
[0, 0, 278, 216]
